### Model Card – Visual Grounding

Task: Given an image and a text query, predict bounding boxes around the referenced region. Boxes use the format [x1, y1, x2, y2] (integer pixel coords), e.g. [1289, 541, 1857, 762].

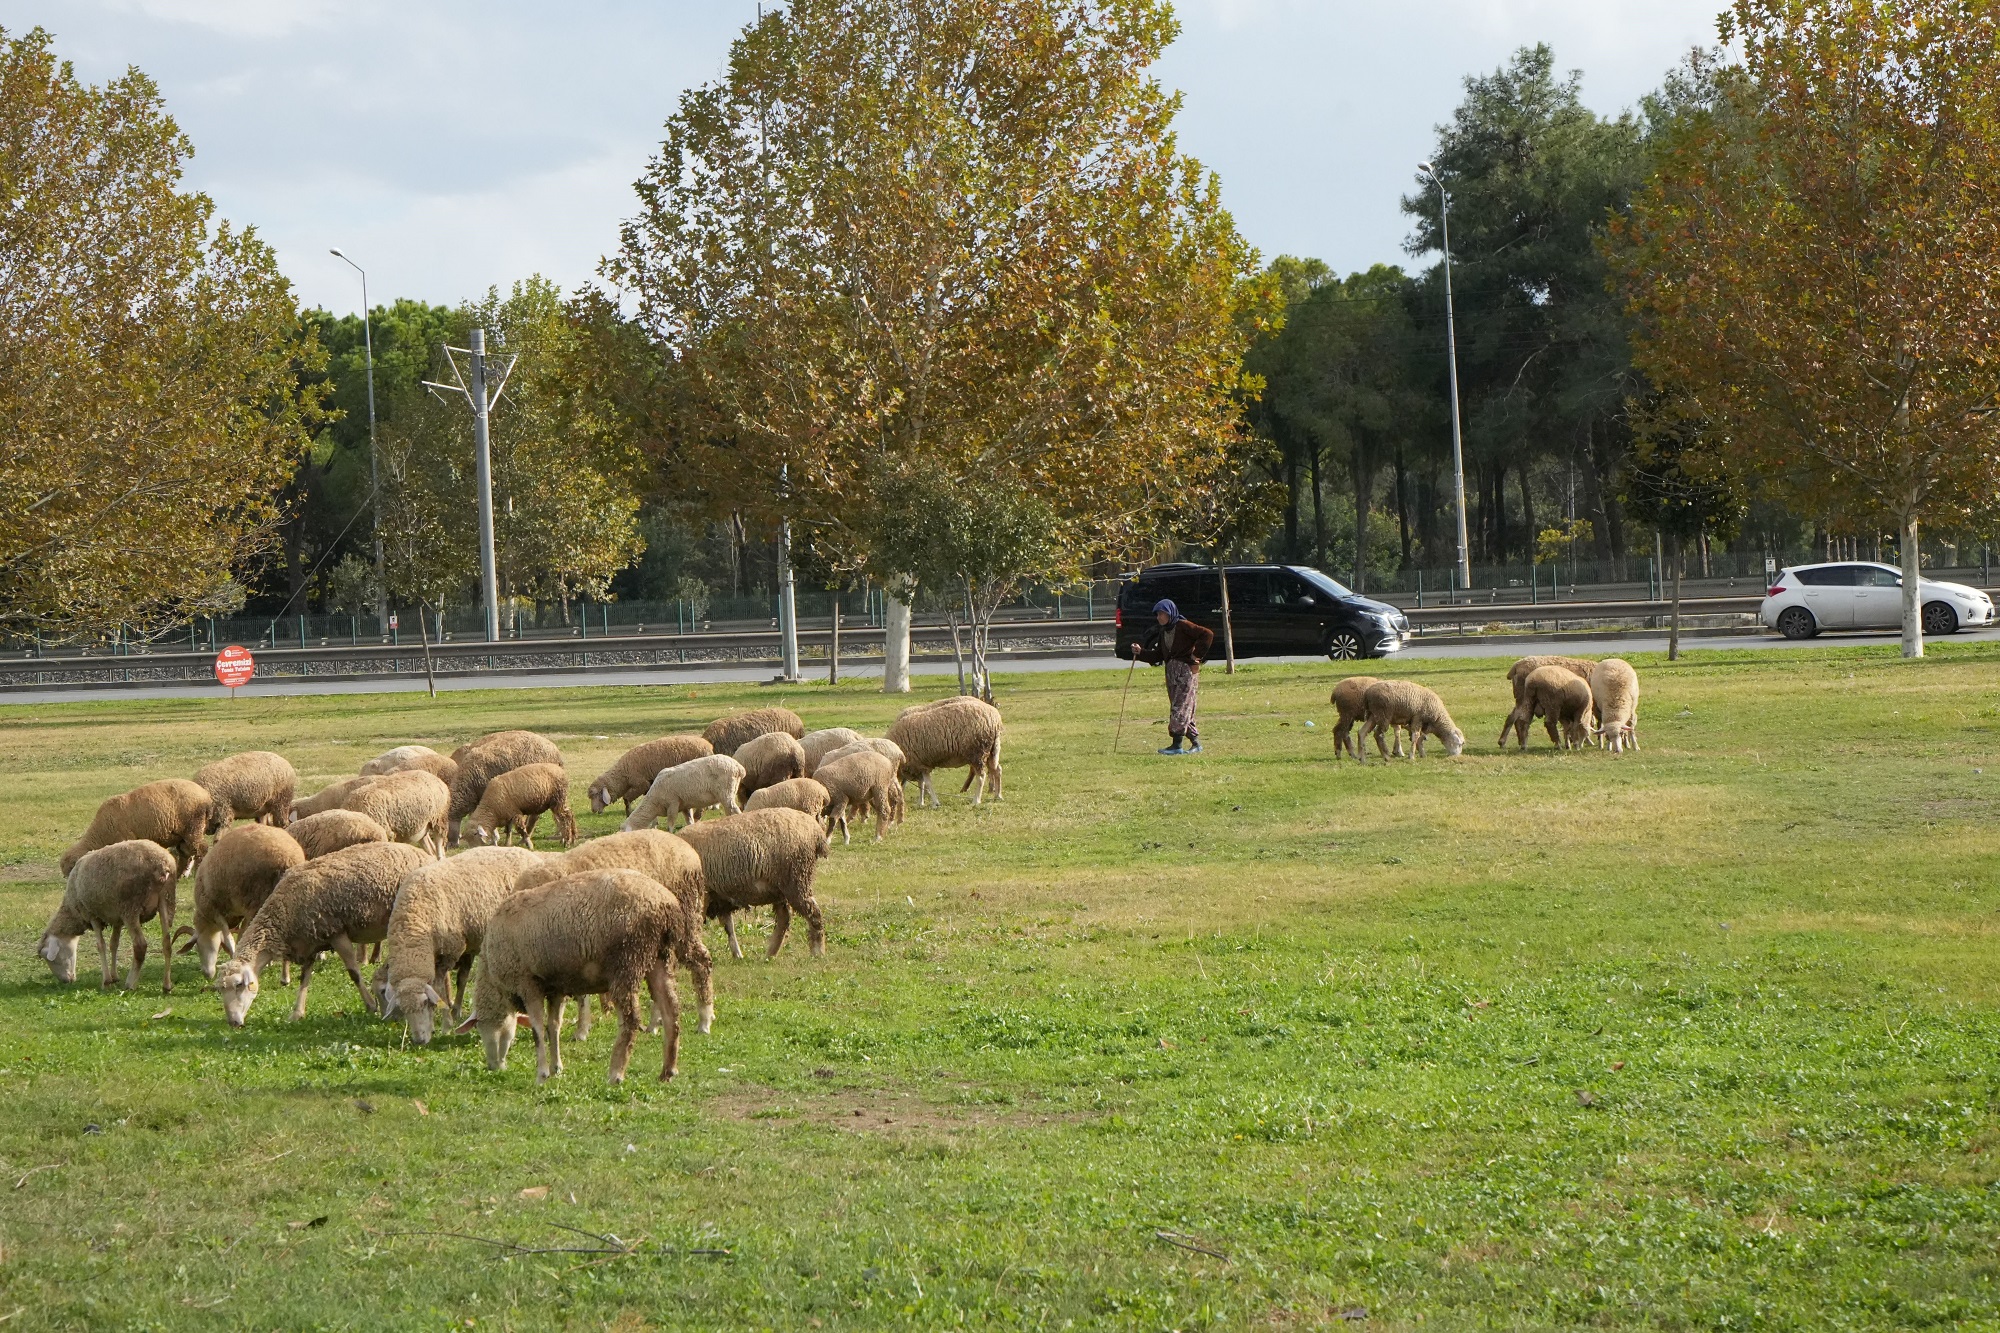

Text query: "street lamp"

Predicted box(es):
[329, 248, 388, 628]
[1417, 162, 1472, 595]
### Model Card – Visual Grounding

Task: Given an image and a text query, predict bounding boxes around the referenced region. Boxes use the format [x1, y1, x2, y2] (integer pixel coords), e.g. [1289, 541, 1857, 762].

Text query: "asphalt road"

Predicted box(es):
[4, 623, 1996, 708]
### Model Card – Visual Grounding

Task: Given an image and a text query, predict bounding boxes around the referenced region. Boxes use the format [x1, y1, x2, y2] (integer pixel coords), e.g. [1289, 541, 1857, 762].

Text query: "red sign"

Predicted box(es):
[213, 645, 255, 689]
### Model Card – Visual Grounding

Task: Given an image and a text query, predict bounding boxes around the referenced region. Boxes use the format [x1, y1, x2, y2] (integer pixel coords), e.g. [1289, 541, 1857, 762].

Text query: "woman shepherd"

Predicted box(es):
[1127, 599, 1214, 755]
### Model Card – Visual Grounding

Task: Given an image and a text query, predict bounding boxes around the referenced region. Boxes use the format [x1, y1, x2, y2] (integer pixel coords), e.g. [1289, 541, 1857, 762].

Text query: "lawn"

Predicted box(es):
[0, 645, 1997, 1331]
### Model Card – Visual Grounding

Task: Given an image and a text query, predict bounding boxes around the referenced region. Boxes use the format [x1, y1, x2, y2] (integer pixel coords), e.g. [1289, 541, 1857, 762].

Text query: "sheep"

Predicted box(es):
[800, 727, 863, 772]
[61, 778, 225, 878]
[587, 735, 713, 814]
[623, 754, 745, 832]
[886, 696, 1003, 807]
[1501, 664, 1594, 751]
[1329, 675, 1394, 760]
[676, 807, 830, 960]
[186, 824, 305, 981]
[289, 775, 380, 821]
[214, 842, 429, 1026]
[360, 744, 459, 787]
[701, 707, 805, 757]
[1590, 658, 1641, 754]
[734, 730, 807, 803]
[813, 750, 900, 844]
[472, 869, 685, 1084]
[512, 828, 714, 1035]
[1357, 680, 1466, 762]
[744, 777, 832, 823]
[378, 845, 543, 1044]
[341, 769, 451, 856]
[1507, 655, 1597, 714]
[38, 840, 179, 992]
[813, 736, 906, 773]
[463, 763, 576, 849]
[193, 751, 297, 825]
[448, 731, 563, 846]
[286, 809, 391, 860]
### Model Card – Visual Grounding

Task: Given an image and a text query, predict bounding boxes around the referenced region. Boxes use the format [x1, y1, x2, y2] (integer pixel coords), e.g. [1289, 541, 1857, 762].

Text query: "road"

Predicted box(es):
[3, 625, 1996, 707]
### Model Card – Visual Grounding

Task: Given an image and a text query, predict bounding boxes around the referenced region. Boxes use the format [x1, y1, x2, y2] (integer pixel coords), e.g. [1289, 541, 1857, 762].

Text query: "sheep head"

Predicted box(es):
[216, 959, 259, 1026]
[395, 978, 448, 1045]
[477, 1008, 518, 1070]
[588, 784, 611, 816]
[38, 932, 78, 984]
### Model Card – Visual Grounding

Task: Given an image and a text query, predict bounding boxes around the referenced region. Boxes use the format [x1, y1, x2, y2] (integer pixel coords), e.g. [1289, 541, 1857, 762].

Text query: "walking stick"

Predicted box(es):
[1112, 652, 1138, 753]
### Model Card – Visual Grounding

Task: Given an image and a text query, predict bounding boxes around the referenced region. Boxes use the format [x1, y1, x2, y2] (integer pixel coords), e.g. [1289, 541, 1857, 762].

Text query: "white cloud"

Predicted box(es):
[101, 0, 339, 39]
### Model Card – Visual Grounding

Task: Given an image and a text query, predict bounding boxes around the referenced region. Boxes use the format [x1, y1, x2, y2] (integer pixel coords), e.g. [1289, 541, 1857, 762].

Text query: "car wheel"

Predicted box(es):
[1775, 606, 1818, 639]
[1922, 600, 1960, 636]
[1325, 631, 1363, 661]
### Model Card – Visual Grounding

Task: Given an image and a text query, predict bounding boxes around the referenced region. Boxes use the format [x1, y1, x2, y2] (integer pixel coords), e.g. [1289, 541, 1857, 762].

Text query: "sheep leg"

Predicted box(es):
[794, 891, 825, 958]
[517, 984, 551, 1080]
[193, 921, 224, 979]
[682, 937, 715, 1035]
[329, 936, 373, 1014]
[291, 957, 317, 1020]
[543, 994, 565, 1078]
[101, 925, 119, 987]
[838, 810, 851, 846]
[367, 942, 381, 965]
[520, 812, 540, 851]
[282, 961, 292, 987]
[768, 902, 792, 958]
[649, 962, 681, 1082]
[722, 912, 745, 960]
[873, 789, 890, 842]
[125, 913, 147, 991]
[923, 773, 939, 808]
[573, 993, 593, 1043]
[156, 898, 173, 994]
[606, 984, 641, 1086]
[452, 958, 474, 1021]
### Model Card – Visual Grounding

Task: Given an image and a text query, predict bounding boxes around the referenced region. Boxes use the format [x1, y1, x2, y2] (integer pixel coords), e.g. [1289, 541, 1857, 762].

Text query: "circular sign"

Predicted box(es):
[213, 645, 255, 688]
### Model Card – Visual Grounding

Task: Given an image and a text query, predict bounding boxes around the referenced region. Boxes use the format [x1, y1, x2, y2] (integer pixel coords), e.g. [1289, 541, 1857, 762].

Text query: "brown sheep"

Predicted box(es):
[289, 775, 380, 821]
[701, 707, 804, 757]
[886, 696, 1003, 807]
[193, 751, 297, 825]
[1501, 664, 1594, 750]
[743, 777, 832, 823]
[285, 809, 392, 860]
[186, 823, 306, 980]
[734, 730, 807, 803]
[814, 750, 900, 844]
[677, 808, 830, 960]
[1329, 675, 1391, 760]
[61, 779, 224, 878]
[1357, 681, 1465, 762]
[360, 745, 459, 787]
[340, 769, 451, 856]
[39, 840, 180, 992]
[447, 731, 563, 846]
[463, 763, 576, 849]
[588, 735, 713, 814]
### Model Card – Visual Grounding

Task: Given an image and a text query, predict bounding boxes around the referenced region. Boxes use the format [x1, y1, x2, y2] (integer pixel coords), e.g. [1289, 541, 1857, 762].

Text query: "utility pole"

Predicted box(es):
[1418, 162, 1473, 593]
[422, 327, 515, 643]
[329, 249, 387, 626]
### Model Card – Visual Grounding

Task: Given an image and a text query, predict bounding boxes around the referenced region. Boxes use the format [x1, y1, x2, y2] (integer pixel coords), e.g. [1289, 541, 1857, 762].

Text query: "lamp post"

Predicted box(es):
[1416, 163, 1472, 595]
[329, 248, 387, 628]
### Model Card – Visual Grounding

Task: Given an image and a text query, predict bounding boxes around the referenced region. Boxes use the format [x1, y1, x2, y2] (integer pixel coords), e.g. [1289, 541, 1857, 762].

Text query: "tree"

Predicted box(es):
[610, 0, 1262, 692]
[0, 27, 324, 639]
[1611, 1, 2000, 657]
[1621, 398, 1746, 659]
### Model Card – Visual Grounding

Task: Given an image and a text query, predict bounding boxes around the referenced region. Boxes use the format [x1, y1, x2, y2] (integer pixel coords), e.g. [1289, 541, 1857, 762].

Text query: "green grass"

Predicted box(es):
[2, 646, 1999, 1330]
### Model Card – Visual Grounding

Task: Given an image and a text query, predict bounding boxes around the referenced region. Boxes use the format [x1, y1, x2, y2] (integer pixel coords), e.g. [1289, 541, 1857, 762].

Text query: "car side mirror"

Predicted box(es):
[1299, 594, 1316, 606]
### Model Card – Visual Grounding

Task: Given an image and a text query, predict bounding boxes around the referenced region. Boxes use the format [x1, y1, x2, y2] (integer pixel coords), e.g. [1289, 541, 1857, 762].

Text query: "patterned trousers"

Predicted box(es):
[1165, 659, 1200, 742]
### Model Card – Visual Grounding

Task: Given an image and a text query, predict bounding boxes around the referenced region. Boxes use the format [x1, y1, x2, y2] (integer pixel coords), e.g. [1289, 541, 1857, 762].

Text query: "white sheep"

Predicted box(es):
[813, 736, 906, 773]
[447, 731, 563, 846]
[702, 707, 804, 757]
[885, 696, 1003, 807]
[187, 823, 305, 981]
[39, 840, 180, 992]
[1590, 658, 1641, 753]
[734, 730, 807, 802]
[61, 779, 226, 878]
[285, 809, 392, 860]
[677, 807, 830, 960]
[743, 777, 832, 822]
[378, 845, 544, 1044]
[193, 751, 297, 825]
[463, 762, 576, 849]
[360, 744, 459, 787]
[339, 769, 451, 857]
[1357, 681, 1466, 762]
[800, 728, 863, 772]
[813, 750, 900, 844]
[289, 774, 380, 821]
[587, 735, 713, 814]
[623, 753, 745, 832]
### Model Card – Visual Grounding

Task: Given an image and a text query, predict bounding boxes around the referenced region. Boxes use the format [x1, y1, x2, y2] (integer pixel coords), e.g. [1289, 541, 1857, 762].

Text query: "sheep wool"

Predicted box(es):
[286, 809, 392, 860]
[743, 777, 832, 822]
[800, 728, 863, 772]
[1590, 658, 1641, 754]
[1357, 681, 1466, 762]
[813, 750, 900, 844]
[1504, 665, 1594, 751]
[448, 731, 563, 846]
[341, 769, 452, 856]
[193, 751, 297, 826]
[189, 823, 306, 980]
[39, 839, 180, 993]
[360, 745, 459, 787]
[623, 753, 744, 833]
[588, 735, 713, 814]
[885, 696, 1003, 807]
[463, 762, 576, 849]
[61, 778, 224, 878]
[676, 807, 830, 960]
[733, 730, 807, 802]
[1329, 676, 1385, 760]
[701, 707, 805, 757]
[290, 775, 381, 822]
[381, 845, 543, 1044]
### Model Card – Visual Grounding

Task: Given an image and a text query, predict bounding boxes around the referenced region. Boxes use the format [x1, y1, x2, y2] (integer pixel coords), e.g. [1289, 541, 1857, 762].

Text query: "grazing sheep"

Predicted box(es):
[463, 763, 576, 849]
[512, 828, 714, 1035]
[360, 744, 459, 787]
[813, 750, 900, 844]
[193, 751, 297, 826]
[886, 696, 1003, 807]
[677, 808, 830, 960]
[814, 736, 906, 772]
[473, 869, 685, 1085]
[290, 775, 380, 821]
[378, 845, 543, 1044]
[1590, 658, 1641, 754]
[39, 840, 179, 992]
[1358, 681, 1466, 762]
[61, 778, 224, 878]
[286, 809, 392, 860]
[186, 824, 305, 981]
[1501, 664, 1594, 751]
[623, 754, 745, 832]
[744, 777, 832, 823]
[1507, 656, 1597, 713]
[587, 735, 713, 814]
[702, 707, 805, 757]
[734, 730, 807, 802]
[448, 731, 563, 846]
[800, 728, 863, 772]
[214, 842, 429, 1026]
[1329, 676, 1390, 760]
[341, 769, 451, 856]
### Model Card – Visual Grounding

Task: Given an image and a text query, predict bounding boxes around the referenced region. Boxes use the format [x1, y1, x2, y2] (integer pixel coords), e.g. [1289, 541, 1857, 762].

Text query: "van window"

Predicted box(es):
[1796, 566, 1857, 586]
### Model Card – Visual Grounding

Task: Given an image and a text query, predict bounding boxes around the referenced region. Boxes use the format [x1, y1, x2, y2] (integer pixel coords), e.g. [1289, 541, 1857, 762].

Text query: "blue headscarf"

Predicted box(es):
[1152, 599, 1182, 622]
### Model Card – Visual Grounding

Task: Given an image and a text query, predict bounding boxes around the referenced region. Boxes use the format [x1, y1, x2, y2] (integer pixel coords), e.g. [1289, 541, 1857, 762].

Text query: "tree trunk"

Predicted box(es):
[1518, 465, 1536, 559]
[1308, 439, 1326, 568]
[1351, 449, 1371, 593]
[1491, 462, 1507, 568]
[1900, 507, 1924, 659]
[1283, 445, 1301, 562]
[828, 593, 840, 684]
[1216, 565, 1237, 675]
[947, 608, 967, 696]
[1394, 446, 1412, 570]
[418, 599, 438, 699]
[881, 580, 913, 693]
[1668, 533, 1683, 662]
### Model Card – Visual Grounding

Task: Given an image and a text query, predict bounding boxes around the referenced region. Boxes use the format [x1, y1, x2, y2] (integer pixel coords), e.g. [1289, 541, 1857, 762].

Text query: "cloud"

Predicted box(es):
[100, 0, 340, 39]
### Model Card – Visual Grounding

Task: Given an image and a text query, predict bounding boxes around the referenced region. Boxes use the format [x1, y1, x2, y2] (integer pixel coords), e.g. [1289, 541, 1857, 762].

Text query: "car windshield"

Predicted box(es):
[1291, 567, 1353, 600]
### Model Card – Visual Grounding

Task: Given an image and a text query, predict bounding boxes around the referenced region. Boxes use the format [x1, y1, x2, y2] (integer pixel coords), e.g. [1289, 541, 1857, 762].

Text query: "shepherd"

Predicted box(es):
[1127, 599, 1214, 755]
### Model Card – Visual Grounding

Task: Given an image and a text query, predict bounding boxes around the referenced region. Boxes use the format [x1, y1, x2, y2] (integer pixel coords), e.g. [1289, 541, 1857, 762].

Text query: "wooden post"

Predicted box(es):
[828, 594, 840, 685]
[1216, 564, 1237, 675]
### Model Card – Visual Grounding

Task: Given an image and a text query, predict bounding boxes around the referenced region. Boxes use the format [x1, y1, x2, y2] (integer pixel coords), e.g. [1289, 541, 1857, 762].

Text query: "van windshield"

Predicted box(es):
[1291, 567, 1353, 600]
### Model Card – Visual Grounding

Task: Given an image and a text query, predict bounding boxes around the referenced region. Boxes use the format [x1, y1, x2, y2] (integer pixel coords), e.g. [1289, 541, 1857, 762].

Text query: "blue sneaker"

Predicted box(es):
[1158, 744, 1186, 755]
[1187, 741, 1203, 753]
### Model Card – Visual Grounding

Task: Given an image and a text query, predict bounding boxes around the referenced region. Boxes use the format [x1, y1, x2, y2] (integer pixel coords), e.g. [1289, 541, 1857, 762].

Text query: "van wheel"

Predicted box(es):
[1776, 606, 1817, 639]
[1325, 631, 1362, 660]
[1922, 601, 1959, 635]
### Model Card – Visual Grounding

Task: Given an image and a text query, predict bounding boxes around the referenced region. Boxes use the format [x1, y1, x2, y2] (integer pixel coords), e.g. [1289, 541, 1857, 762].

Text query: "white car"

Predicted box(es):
[1760, 561, 1995, 638]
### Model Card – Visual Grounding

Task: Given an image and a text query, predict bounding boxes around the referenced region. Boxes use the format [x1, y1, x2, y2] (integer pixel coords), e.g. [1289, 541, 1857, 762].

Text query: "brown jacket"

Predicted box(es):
[1136, 618, 1214, 667]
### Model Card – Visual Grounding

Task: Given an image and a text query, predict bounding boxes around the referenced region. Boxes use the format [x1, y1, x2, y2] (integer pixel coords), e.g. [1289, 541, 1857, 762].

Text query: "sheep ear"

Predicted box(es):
[451, 1014, 479, 1035]
[423, 984, 444, 1008]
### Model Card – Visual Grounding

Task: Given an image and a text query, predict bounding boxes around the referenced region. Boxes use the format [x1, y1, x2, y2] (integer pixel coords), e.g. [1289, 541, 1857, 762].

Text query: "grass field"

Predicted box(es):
[1, 645, 1998, 1330]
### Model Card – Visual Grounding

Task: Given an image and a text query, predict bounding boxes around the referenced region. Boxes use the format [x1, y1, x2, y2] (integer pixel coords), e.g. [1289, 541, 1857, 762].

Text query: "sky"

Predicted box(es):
[13, 0, 1725, 315]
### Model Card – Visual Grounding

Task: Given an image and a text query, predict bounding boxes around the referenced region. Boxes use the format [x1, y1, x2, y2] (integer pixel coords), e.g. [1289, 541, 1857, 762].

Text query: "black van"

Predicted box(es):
[1113, 564, 1410, 661]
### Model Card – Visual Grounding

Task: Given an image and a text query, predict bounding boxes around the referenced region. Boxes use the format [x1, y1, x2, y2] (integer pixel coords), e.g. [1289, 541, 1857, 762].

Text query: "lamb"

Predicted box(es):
[448, 730, 563, 846]
[676, 807, 830, 960]
[1357, 680, 1466, 762]
[289, 775, 380, 821]
[214, 841, 430, 1026]
[744, 777, 832, 822]
[38, 840, 179, 993]
[511, 828, 714, 1035]
[360, 744, 459, 787]
[473, 869, 685, 1084]
[378, 845, 543, 1044]
[886, 696, 1003, 807]
[1501, 664, 1594, 751]
[733, 730, 807, 802]
[1329, 675, 1390, 760]
[800, 727, 863, 772]
[285, 809, 392, 860]
[813, 750, 900, 844]
[587, 735, 713, 814]
[186, 824, 305, 981]
[463, 762, 576, 849]
[623, 753, 745, 832]
[341, 769, 452, 856]
[701, 707, 805, 757]
[61, 778, 225, 878]
[193, 751, 297, 825]
[1590, 657, 1641, 754]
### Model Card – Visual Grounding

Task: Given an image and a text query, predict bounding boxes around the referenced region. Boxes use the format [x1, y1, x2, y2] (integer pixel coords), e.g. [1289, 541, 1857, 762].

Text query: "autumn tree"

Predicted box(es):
[0, 26, 324, 639]
[610, 0, 1262, 693]
[1612, 0, 2000, 657]
[1622, 398, 1746, 659]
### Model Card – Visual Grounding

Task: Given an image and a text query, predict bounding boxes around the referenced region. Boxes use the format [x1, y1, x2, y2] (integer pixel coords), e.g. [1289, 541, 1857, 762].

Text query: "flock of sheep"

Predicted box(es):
[34, 697, 1005, 1085]
[1328, 654, 1642, 761]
